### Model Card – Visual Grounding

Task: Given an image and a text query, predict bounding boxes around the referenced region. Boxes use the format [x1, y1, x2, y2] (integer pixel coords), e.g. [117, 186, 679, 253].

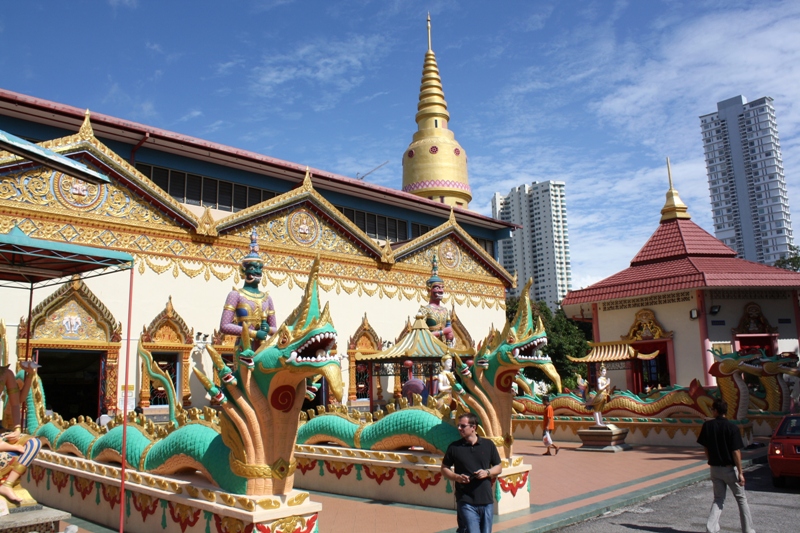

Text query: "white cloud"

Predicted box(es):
[176, 110, 203, 123]
[250, 34, 389, 111]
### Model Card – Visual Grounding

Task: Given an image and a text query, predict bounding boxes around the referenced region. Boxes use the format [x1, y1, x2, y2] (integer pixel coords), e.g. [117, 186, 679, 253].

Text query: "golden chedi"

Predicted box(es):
[402, 15, 471, 209]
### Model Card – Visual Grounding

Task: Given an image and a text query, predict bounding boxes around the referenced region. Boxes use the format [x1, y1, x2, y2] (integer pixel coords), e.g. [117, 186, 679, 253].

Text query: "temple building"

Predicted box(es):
[0, 19, 514, 420]
[561, 162, 800, 392]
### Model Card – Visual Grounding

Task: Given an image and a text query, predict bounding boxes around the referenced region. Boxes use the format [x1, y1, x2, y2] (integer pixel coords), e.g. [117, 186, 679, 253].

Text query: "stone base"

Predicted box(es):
[0, 505, 69, 533]
[294, 444, 532, 515]
[575, 424, 632, 452]
[24, 452, 321, 533]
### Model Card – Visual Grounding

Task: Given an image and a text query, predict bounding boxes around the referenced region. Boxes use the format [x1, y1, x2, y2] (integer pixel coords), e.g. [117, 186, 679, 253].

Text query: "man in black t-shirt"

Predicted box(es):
[442, 413, 502, 533]
[697, 398, 755, 533]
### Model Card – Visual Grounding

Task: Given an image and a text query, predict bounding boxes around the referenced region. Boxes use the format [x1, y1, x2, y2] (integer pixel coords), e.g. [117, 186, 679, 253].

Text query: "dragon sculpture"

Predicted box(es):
[297, 278, 550, 459]
[513, 349, 769, 421]
[513, 380, 715, 419]
[748, 351, 800, 413]
[27, 257, 342, 496]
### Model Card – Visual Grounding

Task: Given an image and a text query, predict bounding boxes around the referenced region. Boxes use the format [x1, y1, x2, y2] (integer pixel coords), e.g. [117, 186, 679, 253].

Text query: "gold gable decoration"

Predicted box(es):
[0, 132, 506, 309]
[139, 297, 194, 408]
[622, 309, 673, 341]
[19, 276, 121, 344]
[733, 302, 778, 335]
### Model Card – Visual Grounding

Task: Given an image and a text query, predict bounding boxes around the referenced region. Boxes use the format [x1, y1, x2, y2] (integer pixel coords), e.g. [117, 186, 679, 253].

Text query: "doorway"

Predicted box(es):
[37, 349, 105, 421]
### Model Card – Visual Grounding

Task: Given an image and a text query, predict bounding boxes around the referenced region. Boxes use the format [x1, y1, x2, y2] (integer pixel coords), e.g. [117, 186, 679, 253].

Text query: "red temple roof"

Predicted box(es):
[562, 218, 800, 306]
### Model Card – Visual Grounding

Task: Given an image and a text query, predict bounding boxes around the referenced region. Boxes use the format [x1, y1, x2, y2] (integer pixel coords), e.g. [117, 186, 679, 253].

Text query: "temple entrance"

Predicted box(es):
[37, 349, 105, 421]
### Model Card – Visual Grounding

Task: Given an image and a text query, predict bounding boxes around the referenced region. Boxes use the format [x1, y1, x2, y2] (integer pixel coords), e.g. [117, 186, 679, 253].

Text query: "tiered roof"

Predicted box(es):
[562, 166, 800, 306]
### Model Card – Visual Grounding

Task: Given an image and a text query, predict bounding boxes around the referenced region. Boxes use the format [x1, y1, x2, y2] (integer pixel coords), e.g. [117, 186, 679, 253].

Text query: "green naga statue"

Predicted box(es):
[298, 278, 552, 459]
[28, 256, 342, 496]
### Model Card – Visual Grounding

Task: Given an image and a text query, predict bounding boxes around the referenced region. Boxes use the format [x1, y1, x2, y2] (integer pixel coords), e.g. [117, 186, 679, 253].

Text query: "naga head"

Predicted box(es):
[708, 347, 762, 377]
[474, 279, 556, 391]
[758, 351, 799, 376]
[254, 256, 343, 401]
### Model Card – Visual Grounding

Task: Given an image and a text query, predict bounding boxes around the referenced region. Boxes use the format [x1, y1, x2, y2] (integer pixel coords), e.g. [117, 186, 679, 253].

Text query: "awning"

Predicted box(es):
[0, 128, 110, 185]
[568, 341, 660, 363]
[356, 314, 474, 361]
[0, 226, 133, 288]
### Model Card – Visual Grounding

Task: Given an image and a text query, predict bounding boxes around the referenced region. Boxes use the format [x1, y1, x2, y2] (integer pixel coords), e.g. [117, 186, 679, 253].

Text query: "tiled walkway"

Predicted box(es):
[59, 438, 767, 533]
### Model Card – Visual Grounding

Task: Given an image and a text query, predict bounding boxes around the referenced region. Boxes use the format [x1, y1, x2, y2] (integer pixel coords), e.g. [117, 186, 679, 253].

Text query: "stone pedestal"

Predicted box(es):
[0, 505, 69, 533]
[576, 424, 632, 452]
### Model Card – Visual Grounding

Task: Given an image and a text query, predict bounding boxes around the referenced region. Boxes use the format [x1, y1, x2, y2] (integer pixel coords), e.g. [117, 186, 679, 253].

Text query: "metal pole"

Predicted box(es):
[118, 266, 135, 532]
[24, 284, 33, 361]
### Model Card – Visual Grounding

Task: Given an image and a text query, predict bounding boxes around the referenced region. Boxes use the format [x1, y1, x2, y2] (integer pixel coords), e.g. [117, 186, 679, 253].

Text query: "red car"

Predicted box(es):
[768, 414, 800, 487]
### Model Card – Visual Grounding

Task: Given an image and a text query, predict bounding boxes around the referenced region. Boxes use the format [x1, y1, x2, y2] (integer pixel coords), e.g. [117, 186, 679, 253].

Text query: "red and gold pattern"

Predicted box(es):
[498, 471, 528, 497]
[406, 469, 441, 491]
[31, 464, 46, 486]
[324, 460, 353, 479]
[296, 458, 317, 475]
[363, 465, 395, 485]
[168, 502, 201, 533]
[131, 492, 160, 522]
[51, 470, 70, 493]
[101, 483, 121, 509]
[74, 475, 94, 500]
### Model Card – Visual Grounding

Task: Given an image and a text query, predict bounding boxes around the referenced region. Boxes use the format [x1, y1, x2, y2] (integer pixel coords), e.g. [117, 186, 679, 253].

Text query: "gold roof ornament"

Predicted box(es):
[79, 109, 94, 141]
[401, 14, 471, 208]
[660, 157, 691, 222]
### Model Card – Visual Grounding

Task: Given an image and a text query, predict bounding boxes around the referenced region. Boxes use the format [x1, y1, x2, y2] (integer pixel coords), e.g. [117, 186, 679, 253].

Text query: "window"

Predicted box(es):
[136, 163, 276, 213]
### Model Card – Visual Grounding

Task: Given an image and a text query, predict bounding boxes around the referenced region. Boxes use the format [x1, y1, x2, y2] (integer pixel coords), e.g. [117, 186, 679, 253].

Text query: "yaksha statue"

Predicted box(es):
[219, 229, 277, 349]
[418, 254, 454, 346]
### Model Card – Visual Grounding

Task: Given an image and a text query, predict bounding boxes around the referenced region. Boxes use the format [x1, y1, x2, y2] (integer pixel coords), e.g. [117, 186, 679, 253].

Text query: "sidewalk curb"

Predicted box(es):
[515, 452, 766, 533]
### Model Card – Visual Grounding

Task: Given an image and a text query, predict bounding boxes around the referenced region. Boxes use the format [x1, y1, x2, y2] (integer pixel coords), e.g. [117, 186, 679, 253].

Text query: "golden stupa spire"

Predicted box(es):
[660, 157, 691, 222]
[401, 15, 471, 208]
[427, 12, 432, 52]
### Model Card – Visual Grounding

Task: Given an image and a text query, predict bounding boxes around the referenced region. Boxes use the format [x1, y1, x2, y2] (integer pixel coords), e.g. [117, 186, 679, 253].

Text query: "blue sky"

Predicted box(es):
[2, 0, 799, 289]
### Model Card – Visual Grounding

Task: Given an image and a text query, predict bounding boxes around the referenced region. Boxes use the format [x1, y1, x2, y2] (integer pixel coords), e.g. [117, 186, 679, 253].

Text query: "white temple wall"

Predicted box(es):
[1, 263, 505, 411]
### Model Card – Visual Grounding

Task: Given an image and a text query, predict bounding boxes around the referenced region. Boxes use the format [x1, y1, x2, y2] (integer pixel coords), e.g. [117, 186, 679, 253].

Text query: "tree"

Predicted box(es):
[773, 244, 800, 272]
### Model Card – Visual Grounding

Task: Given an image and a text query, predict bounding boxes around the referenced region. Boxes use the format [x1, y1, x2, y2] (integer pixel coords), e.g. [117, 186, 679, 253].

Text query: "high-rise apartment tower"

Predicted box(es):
[700, 96, 793, 264]
[491, 182, 572, 310]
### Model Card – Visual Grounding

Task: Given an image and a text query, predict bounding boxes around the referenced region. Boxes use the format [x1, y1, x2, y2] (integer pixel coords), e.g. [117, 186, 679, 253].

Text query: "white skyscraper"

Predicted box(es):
[491, 182, 572, 310]
[700, 96, 793, 264]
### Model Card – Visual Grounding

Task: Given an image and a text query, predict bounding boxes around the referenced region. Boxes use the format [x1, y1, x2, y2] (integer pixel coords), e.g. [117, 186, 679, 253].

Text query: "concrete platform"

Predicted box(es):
[57, 437, 769, 533]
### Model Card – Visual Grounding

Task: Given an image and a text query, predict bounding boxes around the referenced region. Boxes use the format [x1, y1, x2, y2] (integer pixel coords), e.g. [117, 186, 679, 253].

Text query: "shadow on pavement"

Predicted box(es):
[617, 525, 696, 533]
[743, 463, 800, 493]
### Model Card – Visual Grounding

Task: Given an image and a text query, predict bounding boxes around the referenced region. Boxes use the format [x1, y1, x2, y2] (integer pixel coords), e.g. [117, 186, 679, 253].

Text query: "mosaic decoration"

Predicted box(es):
[287, 208, 320, 246]
[437, 238, 461, 270]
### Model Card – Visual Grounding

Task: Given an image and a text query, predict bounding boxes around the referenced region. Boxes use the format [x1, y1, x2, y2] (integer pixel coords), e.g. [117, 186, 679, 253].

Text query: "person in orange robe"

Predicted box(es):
[542, 395, 559, 456]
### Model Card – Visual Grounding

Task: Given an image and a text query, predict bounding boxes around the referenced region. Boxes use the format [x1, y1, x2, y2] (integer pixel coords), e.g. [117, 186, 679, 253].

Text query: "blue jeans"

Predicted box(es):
[457, 502, 494, 533]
